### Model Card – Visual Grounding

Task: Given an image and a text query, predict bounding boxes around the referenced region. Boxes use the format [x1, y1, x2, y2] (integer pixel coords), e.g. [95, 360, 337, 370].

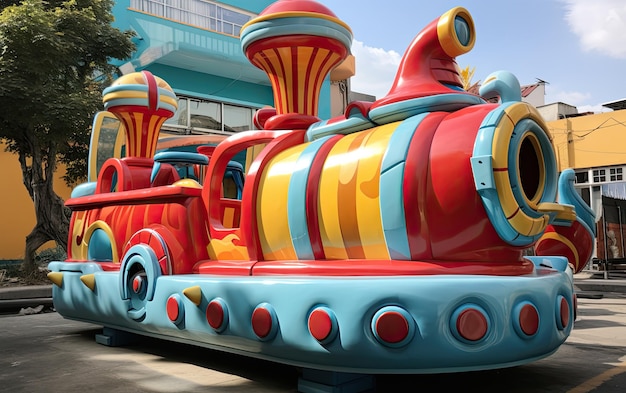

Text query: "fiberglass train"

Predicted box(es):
[49, 1, 596, 391]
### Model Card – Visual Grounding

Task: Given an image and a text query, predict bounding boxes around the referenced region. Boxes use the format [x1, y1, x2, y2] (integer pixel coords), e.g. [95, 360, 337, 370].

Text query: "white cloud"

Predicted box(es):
[562, 0, 626, 58]
[547, 86, 612, 113]
[349, 40, 402, 99]
[577, 104, 613, 114]
[549, 88, 591, 106]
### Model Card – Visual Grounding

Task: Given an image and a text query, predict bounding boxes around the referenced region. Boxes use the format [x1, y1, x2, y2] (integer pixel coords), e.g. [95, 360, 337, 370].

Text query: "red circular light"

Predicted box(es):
[308, 309, 332, 341]
[519, 304, 539, 336]
[252, 307, 273, 338]
[132, 275, 143, 293]
[375, 311, 409, 344]
[560, 297, 570, 329]
[166, 296, 179, 322]
[206, 300, 224, 330]
[456, 308, 488, 341]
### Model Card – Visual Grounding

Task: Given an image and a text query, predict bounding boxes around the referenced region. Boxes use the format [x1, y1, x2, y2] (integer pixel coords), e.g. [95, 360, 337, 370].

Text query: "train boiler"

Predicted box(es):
[48, 1, 596, 391]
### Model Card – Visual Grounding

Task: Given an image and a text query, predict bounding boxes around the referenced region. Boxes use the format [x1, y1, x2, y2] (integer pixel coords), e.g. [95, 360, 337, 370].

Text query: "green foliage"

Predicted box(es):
[0, 0, 135, 185]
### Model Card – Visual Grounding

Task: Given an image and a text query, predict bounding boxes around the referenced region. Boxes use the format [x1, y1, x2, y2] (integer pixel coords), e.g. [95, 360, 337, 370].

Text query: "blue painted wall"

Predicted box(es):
[145, 64, 273, 108]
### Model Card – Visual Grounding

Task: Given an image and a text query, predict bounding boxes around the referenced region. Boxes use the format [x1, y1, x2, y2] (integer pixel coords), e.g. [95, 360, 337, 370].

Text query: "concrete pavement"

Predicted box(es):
[2, 292, 625, 392]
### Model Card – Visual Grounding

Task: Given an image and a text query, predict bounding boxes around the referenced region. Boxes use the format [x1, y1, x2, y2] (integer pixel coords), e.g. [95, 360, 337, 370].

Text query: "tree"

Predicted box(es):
[0, 0, 135, 274]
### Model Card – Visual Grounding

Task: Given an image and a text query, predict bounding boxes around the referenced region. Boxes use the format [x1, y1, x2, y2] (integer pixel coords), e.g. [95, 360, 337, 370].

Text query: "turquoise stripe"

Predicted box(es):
[103, 84, 149, 96]
[103, 98, 176, 113]
[379, 113, 427, 259]
[471, 104, 520, 244]
[369, 94, 483, 125]
[306, 115, 374, 141]
[287, 136, 335, 259]
[241, 17, 352, 52]
[104, 97, 149, 109]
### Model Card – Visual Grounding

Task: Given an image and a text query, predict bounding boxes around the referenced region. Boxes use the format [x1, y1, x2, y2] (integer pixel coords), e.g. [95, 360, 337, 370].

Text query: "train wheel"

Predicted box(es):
[119, 244, 162, 321]
[123, 228, 172, 275]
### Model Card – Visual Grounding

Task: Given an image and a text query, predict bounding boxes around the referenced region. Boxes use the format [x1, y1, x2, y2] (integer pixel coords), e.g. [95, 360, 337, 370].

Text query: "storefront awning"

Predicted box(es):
[602, 182, 626, 201]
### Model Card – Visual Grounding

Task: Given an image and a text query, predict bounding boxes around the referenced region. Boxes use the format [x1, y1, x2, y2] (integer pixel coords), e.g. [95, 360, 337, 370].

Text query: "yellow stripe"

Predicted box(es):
[356, 124, 394, 259]
[276, 46, 294, 113]
[567, 361, 626, 393]
[296, 46, 313, 114]
[84, 220, 119, 262]
[146, 115, 165, 157]
[103, 91, 148, 102]
[538, 232, 579, 268]
[71, 213, 87, 260]
[159, 94, 178, 108]
[88, 114, 104, 181]
[491, 102, 551, 237]
[265, 50, 290, 114]
[257, 146, 302, 260]
[310, 51, 340, 115]
[118, 112, 135, 154]
[132, 112, 145, 157]
[437, 7, 475, 57]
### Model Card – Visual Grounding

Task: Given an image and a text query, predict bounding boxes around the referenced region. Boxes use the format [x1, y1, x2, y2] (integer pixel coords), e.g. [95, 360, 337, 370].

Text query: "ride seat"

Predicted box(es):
[150, 162, 180, 187]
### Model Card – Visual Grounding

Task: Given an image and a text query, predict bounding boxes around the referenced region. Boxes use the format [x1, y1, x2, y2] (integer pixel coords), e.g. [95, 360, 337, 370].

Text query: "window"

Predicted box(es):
[575, 171, 589, 184]
[224, 104, 253, 132]
[593, 169, 606, 183]
[575, 187, 591, 207]
[610, 167, 623, 182]
[131, 0, 254, 36]
[163, 96, 257, 134]
[190, 100, 222, 131]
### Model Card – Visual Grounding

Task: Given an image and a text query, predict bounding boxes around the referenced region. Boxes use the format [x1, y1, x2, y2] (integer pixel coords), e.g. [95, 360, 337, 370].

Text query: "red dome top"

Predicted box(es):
[259, 0, 337, 17]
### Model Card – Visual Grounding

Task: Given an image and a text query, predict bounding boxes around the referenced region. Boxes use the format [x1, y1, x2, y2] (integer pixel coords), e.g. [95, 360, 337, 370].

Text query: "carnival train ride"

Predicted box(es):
[48, 1, 596, 392]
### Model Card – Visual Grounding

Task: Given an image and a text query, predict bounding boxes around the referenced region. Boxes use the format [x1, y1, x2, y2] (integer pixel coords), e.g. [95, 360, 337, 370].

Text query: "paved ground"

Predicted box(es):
[1, 291, 625, 393]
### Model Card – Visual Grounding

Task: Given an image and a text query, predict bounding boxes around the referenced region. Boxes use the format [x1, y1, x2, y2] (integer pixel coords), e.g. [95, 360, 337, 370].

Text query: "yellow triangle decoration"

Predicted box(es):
[47, 272, 63, 287]
[182, 286, 202, 306]
[80, 274, 96, 291]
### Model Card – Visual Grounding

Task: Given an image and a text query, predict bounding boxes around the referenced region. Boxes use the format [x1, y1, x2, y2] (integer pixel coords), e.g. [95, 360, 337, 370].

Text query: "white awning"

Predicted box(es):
[601, 182, 626, 201]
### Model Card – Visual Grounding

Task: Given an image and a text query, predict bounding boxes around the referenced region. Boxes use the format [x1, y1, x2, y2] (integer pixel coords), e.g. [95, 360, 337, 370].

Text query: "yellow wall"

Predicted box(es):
[0, 141, 73, 259]
[548, 109, 626, 171]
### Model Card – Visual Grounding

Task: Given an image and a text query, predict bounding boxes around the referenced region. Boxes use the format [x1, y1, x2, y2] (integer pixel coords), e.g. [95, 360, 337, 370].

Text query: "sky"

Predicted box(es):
[317, 0, 626, 113]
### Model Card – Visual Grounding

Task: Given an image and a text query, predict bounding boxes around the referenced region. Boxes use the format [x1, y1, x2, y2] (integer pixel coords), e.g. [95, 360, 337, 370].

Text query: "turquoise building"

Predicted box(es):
[109, 0, 334, 134]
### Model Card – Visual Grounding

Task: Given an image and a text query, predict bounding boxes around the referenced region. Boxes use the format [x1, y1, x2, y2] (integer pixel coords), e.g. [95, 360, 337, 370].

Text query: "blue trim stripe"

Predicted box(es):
[287, 136, 336, 259]
[306, 115, 375, 141]
[380, 113, 427, 259]
[103, 84, 149, 95]
[104, 97, 150, 109]
[472, 104, 523, 244]
[241, 17, 353, 52]
[369, 94, 484, 125]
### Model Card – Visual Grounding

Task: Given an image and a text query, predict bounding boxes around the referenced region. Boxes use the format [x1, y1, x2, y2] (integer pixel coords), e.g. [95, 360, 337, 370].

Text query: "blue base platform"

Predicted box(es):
[48, 256, 575, 379]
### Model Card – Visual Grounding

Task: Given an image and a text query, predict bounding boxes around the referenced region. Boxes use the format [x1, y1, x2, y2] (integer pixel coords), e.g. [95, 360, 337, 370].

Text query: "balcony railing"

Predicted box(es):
[130, 0, 254, 36]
